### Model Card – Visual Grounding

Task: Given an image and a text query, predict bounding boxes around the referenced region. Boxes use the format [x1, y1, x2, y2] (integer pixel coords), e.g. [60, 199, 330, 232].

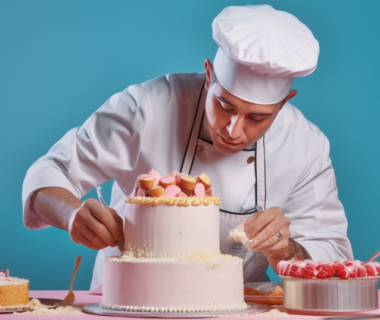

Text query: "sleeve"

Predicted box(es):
[284, 132, 354, 262]
[22, 85, 148, 229]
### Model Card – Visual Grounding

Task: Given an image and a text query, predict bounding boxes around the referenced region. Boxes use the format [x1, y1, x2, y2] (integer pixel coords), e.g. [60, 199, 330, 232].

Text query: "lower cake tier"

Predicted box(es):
[101, 256, 247, 312]
[0, 280, 29, 307]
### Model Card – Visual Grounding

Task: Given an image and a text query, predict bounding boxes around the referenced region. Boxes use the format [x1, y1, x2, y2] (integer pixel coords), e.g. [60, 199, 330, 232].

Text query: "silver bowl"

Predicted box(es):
[281, 276, 380, 315]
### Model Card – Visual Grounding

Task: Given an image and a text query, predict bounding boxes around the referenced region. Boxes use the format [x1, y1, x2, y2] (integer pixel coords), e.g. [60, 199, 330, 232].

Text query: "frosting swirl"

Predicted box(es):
[125, 196, 221, 206]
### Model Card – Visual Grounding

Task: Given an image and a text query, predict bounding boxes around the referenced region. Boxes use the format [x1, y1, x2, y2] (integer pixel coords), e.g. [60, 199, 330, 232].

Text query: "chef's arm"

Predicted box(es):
[30, 187, 81, 231]
[266, 239, 311, 274]
[30, 187, 123, 250]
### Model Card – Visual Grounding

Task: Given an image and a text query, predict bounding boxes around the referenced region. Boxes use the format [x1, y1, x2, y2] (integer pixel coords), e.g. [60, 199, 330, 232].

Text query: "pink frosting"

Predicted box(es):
[136, 188, 148, 197]
[148, 169, 162, 186]
[0, 269, 14, 281]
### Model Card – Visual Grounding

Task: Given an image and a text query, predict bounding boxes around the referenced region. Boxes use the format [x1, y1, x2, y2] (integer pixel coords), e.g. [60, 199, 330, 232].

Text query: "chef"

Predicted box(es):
[22, 5, 353, 290]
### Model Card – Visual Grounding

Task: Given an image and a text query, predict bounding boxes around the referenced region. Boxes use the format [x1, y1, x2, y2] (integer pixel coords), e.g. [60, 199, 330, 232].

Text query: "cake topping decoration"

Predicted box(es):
[278, 260, 380, 279]
[0, 269, 14, 281]
[148, 186, 164, 198]
[127, 169, 219, 205]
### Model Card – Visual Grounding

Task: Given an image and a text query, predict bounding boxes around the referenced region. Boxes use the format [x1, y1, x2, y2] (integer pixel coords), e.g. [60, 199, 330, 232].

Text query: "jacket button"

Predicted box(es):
[196, 145, 204, 153]
[247, 156, 255, 164]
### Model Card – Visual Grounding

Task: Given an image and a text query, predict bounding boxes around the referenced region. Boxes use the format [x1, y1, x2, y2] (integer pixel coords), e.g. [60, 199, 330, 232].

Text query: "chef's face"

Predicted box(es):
[204, 59, 297, 154]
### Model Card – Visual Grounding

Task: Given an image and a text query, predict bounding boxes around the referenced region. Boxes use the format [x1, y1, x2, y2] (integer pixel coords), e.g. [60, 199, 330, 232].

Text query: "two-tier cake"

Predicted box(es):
[101, 170, 247, 312]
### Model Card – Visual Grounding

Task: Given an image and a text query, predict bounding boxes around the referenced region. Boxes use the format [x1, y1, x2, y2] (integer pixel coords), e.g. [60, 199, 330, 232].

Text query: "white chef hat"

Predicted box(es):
[212, 5, 320, 104]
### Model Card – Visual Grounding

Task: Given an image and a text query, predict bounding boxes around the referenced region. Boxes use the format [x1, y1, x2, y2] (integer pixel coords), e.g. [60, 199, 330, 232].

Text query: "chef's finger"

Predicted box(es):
[71, 231, 103, 250]
[239, 209, 265, 231]
[255, 229, 290, 250]
[83, 213, 120, 247]
[244, 209, 277, 240]
[249, 215, 290, 249]
[86, 199, 124, 241]
[82, 223, 118, 248]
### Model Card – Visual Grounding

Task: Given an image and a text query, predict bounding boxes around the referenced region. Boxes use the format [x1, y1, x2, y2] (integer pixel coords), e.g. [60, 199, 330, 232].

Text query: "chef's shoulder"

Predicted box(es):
[271, 102, 331, 160]
[108, 72, 206, 113]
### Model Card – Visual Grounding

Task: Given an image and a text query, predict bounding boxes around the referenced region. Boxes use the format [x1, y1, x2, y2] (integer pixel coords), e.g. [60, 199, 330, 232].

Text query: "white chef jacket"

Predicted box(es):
[22, 72, 354, 290]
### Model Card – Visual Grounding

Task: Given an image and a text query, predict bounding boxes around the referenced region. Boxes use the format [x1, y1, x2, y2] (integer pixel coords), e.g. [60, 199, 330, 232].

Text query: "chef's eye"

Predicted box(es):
[221, 103, 234, 111]
[250, 116, 265, 122]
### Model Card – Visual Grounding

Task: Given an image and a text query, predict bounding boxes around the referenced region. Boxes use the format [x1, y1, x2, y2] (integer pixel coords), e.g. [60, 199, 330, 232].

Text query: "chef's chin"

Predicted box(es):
[214, 137, 245, 154]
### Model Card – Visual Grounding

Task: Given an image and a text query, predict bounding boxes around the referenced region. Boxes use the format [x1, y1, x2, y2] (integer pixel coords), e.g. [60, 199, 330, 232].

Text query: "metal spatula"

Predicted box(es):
[96, 186, 124, 252]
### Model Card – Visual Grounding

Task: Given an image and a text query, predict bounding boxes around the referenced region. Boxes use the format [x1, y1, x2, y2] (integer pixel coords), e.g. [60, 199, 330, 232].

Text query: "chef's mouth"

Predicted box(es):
[219, 135, 244, 148]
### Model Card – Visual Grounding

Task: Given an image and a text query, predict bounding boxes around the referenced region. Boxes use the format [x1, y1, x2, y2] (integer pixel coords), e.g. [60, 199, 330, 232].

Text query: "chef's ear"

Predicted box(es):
[204, 59, 213, 90]
[281, 90, 297, 108]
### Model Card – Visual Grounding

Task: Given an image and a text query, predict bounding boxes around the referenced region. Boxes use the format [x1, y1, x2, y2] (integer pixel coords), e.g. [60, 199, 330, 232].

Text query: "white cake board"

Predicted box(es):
[83, 303, 268, 318]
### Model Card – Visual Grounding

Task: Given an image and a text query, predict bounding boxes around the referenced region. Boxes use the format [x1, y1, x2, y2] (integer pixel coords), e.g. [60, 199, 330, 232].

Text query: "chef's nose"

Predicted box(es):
[227, 115, 244, 139]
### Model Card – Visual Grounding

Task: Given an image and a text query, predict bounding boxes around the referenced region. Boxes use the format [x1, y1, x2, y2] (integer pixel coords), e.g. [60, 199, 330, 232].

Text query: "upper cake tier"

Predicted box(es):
[124, 169, 221, 259]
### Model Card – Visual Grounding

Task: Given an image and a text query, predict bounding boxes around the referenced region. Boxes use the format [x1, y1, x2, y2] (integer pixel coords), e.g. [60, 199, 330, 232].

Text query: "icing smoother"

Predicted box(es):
[124, 203, 220, 258]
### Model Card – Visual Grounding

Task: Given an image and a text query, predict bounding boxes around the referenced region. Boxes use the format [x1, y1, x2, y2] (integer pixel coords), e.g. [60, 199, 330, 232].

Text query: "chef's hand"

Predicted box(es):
[240, 207, 290, 257]
[68, 198, 124, 250]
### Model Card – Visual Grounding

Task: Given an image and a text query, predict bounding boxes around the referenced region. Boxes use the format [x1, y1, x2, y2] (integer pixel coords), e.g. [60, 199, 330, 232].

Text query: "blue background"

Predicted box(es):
[1, 0, 379, 290]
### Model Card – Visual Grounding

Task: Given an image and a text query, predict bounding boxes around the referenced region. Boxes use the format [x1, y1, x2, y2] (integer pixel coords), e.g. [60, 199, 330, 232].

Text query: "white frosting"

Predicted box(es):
[103, 201, 246, 312]
[102, 258, 247, 311]
[0, 278, 28, 287]
[124, 203, 220, 258]
[229, 227, 255, 248]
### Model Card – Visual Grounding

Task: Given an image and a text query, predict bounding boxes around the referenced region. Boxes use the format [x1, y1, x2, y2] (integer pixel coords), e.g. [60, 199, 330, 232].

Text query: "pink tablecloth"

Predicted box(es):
[4, 290, 380, 319]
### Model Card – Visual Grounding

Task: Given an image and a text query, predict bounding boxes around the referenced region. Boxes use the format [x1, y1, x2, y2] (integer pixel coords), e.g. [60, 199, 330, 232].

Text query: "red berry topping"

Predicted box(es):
[289, 262, 305, 278]
[316, 263, 334, 279]
[365, 263, 377, 277]
[303, 261, 316, 279]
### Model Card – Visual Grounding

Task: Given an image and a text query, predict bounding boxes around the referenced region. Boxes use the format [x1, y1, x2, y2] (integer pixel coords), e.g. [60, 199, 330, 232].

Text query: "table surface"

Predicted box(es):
[3, 290, 380, 319]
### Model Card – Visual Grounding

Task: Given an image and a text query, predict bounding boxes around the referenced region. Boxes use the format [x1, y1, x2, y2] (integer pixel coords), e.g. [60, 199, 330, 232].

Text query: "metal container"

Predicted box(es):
[281, 276, 380, 315]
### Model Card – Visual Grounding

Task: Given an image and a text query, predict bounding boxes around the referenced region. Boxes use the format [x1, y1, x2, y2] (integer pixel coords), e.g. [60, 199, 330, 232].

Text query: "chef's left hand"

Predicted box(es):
[240, 207, 290, 256]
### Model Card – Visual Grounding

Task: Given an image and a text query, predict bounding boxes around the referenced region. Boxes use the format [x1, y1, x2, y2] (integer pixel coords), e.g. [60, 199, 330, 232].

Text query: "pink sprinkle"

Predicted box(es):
[194, 183, 205, 198]
[165, 185, 182, 197]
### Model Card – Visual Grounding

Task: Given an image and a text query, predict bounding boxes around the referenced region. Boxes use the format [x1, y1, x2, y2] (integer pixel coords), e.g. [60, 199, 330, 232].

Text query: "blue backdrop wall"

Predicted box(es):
[1, 0, 379, 290]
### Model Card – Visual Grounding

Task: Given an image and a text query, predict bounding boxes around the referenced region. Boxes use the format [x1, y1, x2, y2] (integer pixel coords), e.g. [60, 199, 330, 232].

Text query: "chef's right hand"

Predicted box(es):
[68, 198, 124, 250]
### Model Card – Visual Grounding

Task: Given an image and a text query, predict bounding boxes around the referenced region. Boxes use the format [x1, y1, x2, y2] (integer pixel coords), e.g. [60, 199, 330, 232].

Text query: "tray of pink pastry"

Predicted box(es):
[244, 282, 283, 305]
